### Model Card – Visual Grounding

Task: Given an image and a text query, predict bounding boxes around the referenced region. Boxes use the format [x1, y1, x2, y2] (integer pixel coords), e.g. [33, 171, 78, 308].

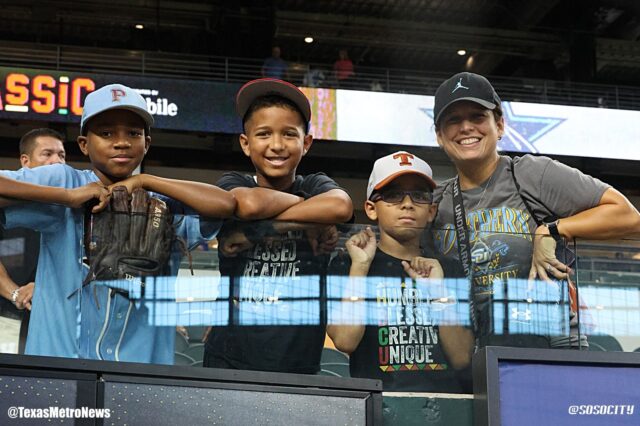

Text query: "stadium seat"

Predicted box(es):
[587, 342, 606, 351]
[319, 362, 350, 378]
[587, 334, 623, 352]
[185, 326, 209, 344]
[484, 334, 550, 349]
[320, 347, 349, 364]
[174, 352, 196, 366]
[319, 348, 350, 377]
[183, 343, 205, 362]
[175, 330, 189, 353]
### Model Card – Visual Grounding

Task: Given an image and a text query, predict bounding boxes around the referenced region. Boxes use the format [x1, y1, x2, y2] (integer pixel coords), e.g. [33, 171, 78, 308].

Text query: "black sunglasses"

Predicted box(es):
[370, 189, 433, 204]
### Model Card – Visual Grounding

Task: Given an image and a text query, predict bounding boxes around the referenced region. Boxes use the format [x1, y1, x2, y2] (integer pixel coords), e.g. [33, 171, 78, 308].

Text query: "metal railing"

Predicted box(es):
[2, 40, 640, 110]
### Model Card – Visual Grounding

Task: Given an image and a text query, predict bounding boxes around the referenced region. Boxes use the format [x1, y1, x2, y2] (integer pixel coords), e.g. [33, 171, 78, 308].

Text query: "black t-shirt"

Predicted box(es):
[205, 172, 342, 374]
[329, 248, 464, 392]
[0, 228, 39, 319]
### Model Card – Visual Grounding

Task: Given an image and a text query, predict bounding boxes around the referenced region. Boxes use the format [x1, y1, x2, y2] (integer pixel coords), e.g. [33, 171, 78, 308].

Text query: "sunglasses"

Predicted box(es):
[370, 189, 433, 204]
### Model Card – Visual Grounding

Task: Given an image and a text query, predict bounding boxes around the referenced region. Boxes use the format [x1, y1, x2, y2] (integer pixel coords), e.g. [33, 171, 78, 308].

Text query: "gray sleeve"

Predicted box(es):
[433, 177, 455, 204]
[513, 155, 610, 220]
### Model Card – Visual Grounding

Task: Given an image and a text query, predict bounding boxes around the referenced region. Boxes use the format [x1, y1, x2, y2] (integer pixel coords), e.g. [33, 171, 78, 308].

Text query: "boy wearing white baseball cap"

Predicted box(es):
[0, 83, 235, 362]
[327, 151, 474, 392]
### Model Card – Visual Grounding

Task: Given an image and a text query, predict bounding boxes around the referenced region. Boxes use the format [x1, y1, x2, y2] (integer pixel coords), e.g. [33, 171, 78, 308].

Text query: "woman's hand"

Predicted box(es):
[529, 225, 570, 281]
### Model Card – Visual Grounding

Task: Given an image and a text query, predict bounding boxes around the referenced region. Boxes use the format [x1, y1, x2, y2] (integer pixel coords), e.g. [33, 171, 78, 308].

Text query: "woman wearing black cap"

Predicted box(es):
[430, 72, 640, 347]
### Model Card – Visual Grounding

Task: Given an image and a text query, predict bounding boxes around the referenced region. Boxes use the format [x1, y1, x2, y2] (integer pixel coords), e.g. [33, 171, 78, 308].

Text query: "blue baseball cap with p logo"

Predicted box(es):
[80, 84, 154, 135]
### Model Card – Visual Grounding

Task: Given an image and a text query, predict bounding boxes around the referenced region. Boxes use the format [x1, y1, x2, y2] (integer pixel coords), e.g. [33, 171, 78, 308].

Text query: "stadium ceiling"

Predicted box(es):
[2, 0, 640, 84]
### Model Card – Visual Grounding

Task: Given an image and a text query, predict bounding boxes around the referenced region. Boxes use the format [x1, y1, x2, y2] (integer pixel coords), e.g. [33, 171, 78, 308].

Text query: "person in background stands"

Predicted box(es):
[333, 49, 355, 88]
[0, 128, 66, 354]
[262, 46, 288, 79]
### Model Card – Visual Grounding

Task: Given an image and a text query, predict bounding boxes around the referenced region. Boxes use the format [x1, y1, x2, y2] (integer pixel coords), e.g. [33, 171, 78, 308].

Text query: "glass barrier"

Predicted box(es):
[573, 238, 640, 352]
[1, 216, 636, 393]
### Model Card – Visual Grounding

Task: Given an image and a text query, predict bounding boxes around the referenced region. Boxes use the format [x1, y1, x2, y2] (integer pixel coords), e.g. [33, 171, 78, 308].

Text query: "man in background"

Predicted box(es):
[262, 46, 288, 79]
[0, 128, 66, 354]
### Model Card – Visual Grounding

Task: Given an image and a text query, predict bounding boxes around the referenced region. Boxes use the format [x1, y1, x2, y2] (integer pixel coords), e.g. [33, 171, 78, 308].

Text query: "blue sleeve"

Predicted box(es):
[0, 164, 79, 232]
[173, 215, 222, 250]
[155, 195, 221, 249]
[0, 163, 78, 188]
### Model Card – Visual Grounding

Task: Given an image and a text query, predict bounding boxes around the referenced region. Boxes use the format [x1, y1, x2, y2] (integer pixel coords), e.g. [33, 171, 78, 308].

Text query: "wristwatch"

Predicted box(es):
[543, 219, 562, 241]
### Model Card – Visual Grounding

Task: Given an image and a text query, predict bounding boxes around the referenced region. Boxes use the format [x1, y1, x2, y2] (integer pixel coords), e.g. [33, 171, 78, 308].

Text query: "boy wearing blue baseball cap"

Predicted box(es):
[0, 83, 235, 363]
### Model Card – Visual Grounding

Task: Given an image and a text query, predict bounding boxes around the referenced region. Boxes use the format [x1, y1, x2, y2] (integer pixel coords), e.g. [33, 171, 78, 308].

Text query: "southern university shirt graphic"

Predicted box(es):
[434, 206, 533, 292]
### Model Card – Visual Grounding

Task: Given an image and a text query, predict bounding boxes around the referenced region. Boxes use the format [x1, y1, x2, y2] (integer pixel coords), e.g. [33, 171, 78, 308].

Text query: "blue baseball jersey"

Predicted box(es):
[0, 164, 217, 364]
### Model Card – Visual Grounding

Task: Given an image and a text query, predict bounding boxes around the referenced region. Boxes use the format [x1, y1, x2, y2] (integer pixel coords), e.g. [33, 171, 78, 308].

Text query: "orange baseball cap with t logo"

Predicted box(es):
[366, 151, 436, 200]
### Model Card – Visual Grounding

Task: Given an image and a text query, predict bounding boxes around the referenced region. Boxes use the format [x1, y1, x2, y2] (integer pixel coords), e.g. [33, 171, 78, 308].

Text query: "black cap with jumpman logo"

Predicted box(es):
[433, 72, 502, 126]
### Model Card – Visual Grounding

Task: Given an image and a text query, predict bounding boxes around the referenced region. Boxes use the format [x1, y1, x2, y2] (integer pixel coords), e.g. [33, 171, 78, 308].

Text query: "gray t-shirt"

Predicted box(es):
[432, 155, 609, 284]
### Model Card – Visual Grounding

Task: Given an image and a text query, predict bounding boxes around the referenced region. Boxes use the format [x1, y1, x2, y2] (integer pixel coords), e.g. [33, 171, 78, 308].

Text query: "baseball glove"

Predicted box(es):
[83, 186, 175, 292]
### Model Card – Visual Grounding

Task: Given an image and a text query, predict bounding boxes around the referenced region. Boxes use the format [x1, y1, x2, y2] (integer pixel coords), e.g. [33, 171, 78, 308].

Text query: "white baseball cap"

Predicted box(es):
[366, 151, 436, 200]
[80, 84, 154, 135]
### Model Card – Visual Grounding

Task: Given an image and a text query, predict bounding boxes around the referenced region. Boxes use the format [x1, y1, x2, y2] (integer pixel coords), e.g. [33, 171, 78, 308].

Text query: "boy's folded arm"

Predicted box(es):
[230, 187, 303, 220]
[0, 196, 18, 208]
[273, 189, 353, 223]
[0, 174, 102, 208]
[117, 174, 236, 218]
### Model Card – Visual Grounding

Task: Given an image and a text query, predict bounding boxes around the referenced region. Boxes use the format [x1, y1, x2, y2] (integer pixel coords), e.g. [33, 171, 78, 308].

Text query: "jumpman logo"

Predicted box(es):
[452, 78, 469, 93]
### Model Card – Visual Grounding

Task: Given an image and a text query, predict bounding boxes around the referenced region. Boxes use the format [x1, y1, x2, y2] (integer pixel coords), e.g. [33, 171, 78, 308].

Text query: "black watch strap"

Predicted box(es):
[544, 219, 561, 241]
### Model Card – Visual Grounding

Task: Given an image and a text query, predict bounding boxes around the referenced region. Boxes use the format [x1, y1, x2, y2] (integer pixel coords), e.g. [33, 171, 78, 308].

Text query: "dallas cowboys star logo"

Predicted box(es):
[499, 103, 565, 153]
[422, 102, 565, 153]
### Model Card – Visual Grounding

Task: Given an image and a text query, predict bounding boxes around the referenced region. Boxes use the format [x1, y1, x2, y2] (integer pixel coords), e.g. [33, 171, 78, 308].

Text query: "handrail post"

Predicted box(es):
[225, 57, 229, 82]
[142, 52, 146, 75]
[56, 45, 61, 70]
[386, 69, 390, 91]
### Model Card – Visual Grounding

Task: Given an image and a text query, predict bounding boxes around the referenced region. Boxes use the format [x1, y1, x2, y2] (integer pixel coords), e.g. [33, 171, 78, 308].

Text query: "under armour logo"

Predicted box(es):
[393, 152, 414, 166]
[511, 307, 532, 321]
[111, 89, 126, 102]
[452, 78, 469, 93]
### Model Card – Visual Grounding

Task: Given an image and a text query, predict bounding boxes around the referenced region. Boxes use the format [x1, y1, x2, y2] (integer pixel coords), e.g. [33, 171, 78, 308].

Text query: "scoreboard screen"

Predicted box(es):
[0, 67, 241, 134]
[1, 72, 94, 117]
